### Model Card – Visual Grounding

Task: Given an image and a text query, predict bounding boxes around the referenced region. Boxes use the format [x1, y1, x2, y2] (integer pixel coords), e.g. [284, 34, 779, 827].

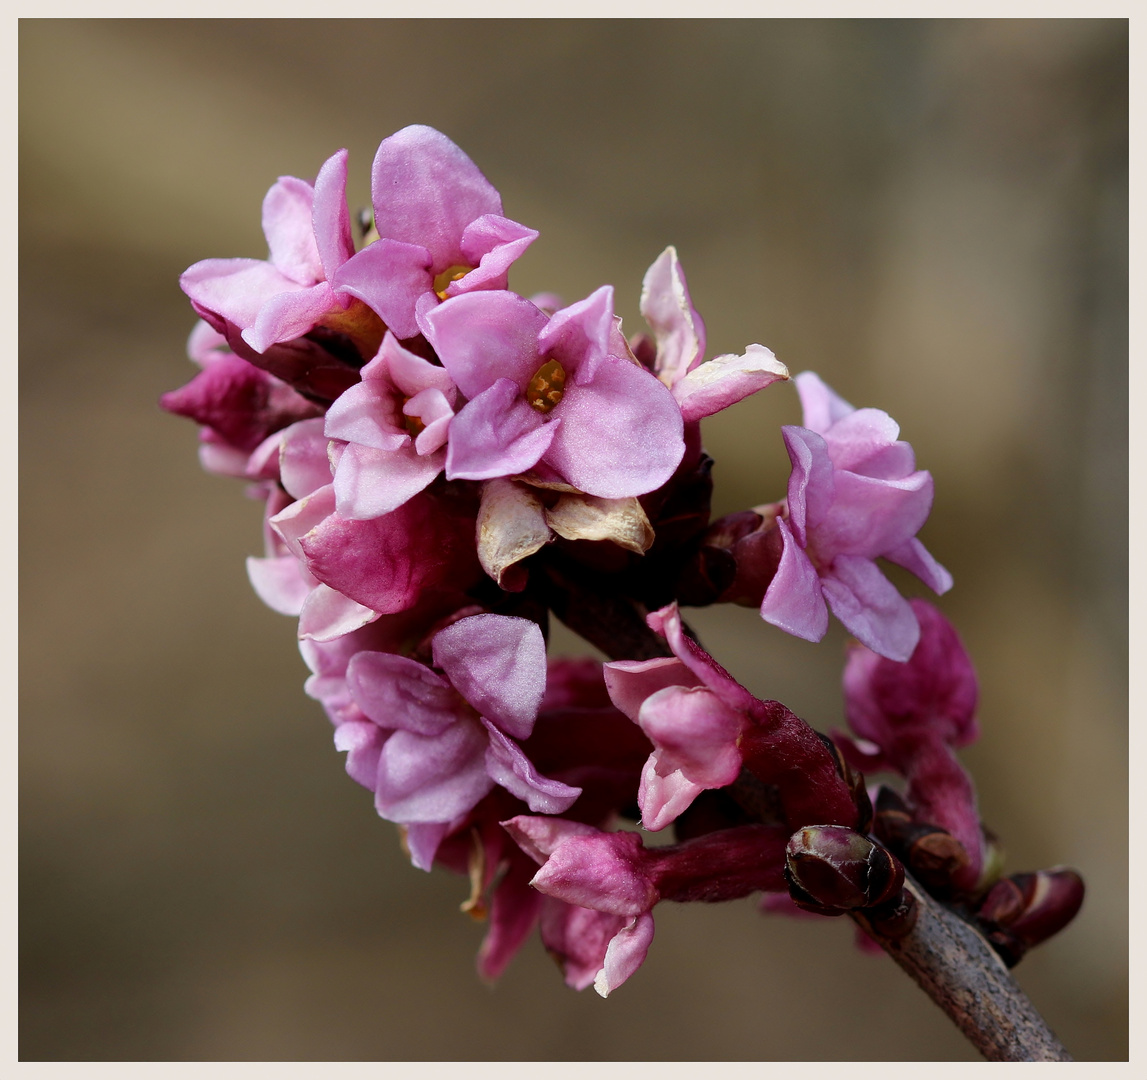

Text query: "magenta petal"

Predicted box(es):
[427, 291, 550, 400]
[371, 124, 502, 270]
[262, 174, 322, 284]
[543, 359, 685, 499]
[270, 484, 336, 560]
[884, 537, 954, 595]
[297, 584, 379, 642]
[332, 239, 433, 340]
[432, 614, 546, 740]
[818, 407, 901, 471]
[639, 753, 706, 832]
[794, 370, 855, 435]
[636, 685, 744, 788]
[602, 657, 702, 722]
[324, 380, 408, 451]
[404, 821, 454, 872]
[375, 721, 493, 823]
[243, 282, 341, 354]
[782, 426, 835, 545]
[821, 555, 920, 662]
[455, 214, 539, 294]
[333, 718, 387, 791]
[476, 858, 544, 982]
[445, 381, 555, 482]
[347, 651, 465, 735]
[333, 443, 443, 520]
[760, 518, 830, 643]
[539, 902, 627, 991]
[482, 721, 582, 814]
[594, 911, 656, 998]
[530, 831, 657, 916]
[501, 816, 598, 865]
[312, 148, 355, 276]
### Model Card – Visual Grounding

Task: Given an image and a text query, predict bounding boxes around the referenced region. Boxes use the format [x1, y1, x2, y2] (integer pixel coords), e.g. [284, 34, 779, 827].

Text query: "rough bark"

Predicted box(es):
[853, 875, 1073, 1061]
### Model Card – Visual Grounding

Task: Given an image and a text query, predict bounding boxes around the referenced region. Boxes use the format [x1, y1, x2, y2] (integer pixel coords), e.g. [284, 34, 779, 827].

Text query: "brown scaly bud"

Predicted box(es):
[975, 867, 1085, 967]
[872, 786, 970, 897]
[784, 825, 905, 916]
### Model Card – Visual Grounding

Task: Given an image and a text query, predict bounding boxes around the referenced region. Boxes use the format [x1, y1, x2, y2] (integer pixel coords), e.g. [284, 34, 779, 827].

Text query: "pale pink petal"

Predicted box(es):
[639, 246, 705, 386]
[482, 722, 582, 814]
[242, 282, 342, 353]
[333, 443, 443, 520]
[672, 344, 789, 422]
[445, 380, 556, 482]
[454, 214, 539, 294]
[782, 426, 835, 544]
[529, 831, 657, 916]
[262, 174, 322, 284]
[311, 148, 355, 276]
[759, 517, 830, 643]
[542, 359, 684, 499]
[794, 370, 855, 434]
[279, 417, 333, 499]
[181, 259, 303, 331]
[638, 753, 706, 832]
[246, 554, 311, 616]
[500, 815, 598, 865]
[297, 584, 379, 642]
[375, 721, 493, 823]
[405, 821, 454, 872]
[815, 470, 934, 560]
[593, 912, 656, 998]
[884, 537, 953, 595]
[371, 124, 503, 271]
[432, 614, 546, 741]
[636, 685, 744, 788]
[270, 484, 336, 560]
[821, 555, 920, 662]
[333, 718, 387, 791]
[324, 380, 409, 452]
[602, 657, 703, 722]
[347, 651, 466, 736]
[537, 285, 614, 385]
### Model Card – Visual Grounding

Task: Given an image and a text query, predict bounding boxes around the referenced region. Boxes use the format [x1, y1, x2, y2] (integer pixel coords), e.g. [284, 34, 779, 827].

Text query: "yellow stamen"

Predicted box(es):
[434, 264, 473, 300]
[526, 359, 567, 414]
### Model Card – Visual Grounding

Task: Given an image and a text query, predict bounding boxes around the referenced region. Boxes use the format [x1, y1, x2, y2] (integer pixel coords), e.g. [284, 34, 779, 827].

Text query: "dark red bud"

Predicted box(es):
[819, 734, 872, 833]
[976, 867, 1084, 967]
[872, 785, 970, 897]
[784, 825, 905, 914]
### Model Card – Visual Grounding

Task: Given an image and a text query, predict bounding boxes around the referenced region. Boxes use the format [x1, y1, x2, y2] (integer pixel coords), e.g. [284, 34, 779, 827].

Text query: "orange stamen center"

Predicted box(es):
[433, 264, 473, 300]
[526, 359, 567, 414]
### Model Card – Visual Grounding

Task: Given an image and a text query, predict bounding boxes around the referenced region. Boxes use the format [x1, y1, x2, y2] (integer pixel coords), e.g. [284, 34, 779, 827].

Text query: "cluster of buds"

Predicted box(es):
[163, 125, 1083, 995]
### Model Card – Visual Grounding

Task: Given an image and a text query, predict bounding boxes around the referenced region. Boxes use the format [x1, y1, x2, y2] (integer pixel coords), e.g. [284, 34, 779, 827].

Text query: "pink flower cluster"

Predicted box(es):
[163, 125, 1078, 995]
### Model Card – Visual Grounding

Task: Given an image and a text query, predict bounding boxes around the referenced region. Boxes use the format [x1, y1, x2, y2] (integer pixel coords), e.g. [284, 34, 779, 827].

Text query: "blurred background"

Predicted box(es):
[19, 18, 1127, 1061]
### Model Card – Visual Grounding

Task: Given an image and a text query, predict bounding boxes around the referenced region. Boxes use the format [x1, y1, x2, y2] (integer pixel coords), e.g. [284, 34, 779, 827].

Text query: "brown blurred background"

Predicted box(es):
[19, 19, 1127, 1061]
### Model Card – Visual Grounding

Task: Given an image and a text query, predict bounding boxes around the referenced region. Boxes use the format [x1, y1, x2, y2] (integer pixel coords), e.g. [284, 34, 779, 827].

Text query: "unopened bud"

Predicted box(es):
[976, 867, 1085, 967]
[784, 825, 904, 915]
[820, 734, 872, 833]
[872, 786, 969, 896]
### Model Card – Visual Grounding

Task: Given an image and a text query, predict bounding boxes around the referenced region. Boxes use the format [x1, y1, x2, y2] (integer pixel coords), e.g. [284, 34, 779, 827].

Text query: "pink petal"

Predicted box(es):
[332, 443, 443, 520]
[427, 290, 549, 400]
[371, 124, 503, 271]
[542, 358, 685, 499]
[884, 537, 954, 595]
[602, 657, 702, 722]
[404, 821, 454, 872]
[246, 554, 311, 616]
[537, 285, 615, 385]
[530, 830, 657, 916]
[501, 815, 599, 864]
[181, 259, 303, 331]
[324, 380, 409, 452]
[297, 583, 379, 642]
[375, 721, 493, 823]
[347, 651, 466, 736]
[482, 722, 582, 814]
[311, 148, 355, 276]
[815, 470, 934, 560]
[242, 281, 342, 354]
[759, 517, 830, 643]
[672, 344, 789, 422]
[455, 214, 539, 294]
[445, 380, 555, 482]
[636, 685, 744, 788]
[431, 614, 546, 741]
[278, 417, 334, 499]
[333, 718, 388, 791]
[782, 426, 835, 545]
[270, 484, 336, 561]
[332, 239, 433, 341]
[638, 753, 706, 832]
[476, 857, 544, 982]
[821, 555, 920, 662]
[262, 174, 322, 284]
[593, 912, 656, 998]
[794, 370, 855, 434]
[639, 246, 705, 386]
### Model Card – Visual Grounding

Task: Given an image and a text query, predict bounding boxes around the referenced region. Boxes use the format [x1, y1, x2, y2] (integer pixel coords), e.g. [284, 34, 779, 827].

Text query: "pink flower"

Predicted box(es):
[344, 615, 581, 868]
[638, 246, 790, 421]
[332, 125, 538, 341]
[761, 372, 952, 662]
[503, 815, 789, 995]
[323, 331, 458, 519]
[425, 287, 685, 499]
[837, 599, 984, 890]
[181, 149, 380, 401]
[603, 603, 859, 831]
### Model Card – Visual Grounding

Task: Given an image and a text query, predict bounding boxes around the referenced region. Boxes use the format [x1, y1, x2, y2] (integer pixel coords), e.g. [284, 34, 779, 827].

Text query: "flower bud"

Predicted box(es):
[872, 786, 970, 896]
[784, 825, 905, 915]
[975, 867, 1085, 967]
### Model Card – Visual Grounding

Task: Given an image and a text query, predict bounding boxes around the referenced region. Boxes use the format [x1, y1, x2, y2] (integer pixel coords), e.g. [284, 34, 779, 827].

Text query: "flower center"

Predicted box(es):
[401, 397, 427, 438]
[433, 264, 473, 300]
[526, 359, 567, 413]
